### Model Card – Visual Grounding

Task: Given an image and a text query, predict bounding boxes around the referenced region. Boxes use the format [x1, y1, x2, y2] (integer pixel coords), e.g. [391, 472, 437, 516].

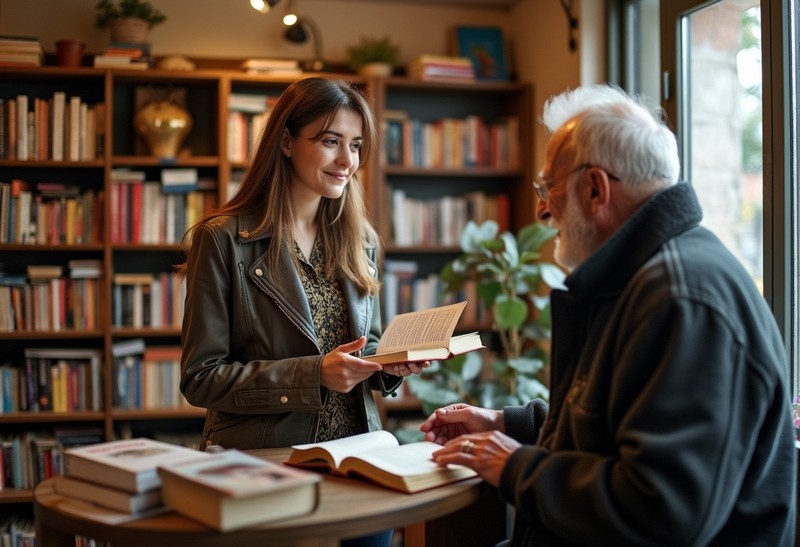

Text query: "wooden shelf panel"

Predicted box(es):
[0, 411, 104, 424]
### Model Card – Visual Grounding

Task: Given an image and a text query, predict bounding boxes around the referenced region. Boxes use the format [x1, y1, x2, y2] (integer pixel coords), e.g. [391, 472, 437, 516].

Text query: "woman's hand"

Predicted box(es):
[320, 336, 384, 393]
[381, 361, 430, 377]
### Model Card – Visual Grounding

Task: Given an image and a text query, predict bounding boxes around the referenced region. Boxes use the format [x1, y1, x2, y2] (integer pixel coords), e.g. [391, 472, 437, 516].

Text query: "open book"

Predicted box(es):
[285, 430, 478, 493]
[365, 301, 484, 365]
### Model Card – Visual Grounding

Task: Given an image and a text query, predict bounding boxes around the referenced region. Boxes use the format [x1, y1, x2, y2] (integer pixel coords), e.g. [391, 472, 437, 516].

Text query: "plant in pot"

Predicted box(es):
[95, 0, 167, 43]
[346, 35, 400, 77]
[406, 220, 566, 421]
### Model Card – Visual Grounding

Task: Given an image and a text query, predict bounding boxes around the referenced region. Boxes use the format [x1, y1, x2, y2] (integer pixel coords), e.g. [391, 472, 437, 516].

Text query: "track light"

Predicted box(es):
[250, 0, 281, 14]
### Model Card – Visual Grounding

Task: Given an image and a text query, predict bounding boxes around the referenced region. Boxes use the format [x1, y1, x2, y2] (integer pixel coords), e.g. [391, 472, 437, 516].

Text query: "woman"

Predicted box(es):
[179, 78, 424, 544]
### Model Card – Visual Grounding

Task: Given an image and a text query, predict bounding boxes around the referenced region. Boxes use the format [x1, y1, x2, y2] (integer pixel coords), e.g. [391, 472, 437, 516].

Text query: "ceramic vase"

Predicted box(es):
[134, 101, 192, 158]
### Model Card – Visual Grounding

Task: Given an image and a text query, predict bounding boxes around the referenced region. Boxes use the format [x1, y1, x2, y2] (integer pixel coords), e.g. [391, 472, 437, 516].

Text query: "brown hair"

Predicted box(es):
[178, 77, 380, 295]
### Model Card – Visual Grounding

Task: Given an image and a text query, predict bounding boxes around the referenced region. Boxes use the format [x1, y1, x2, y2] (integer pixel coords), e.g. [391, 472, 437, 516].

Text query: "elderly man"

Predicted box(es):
[421, 84, 796, 546]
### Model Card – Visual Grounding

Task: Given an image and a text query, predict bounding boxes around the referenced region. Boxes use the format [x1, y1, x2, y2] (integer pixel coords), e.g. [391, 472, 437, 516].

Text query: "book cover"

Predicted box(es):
[364, 301, 484, 365]
[158, 449, 321, 531]
[287, 430, 477, 494]
[64, 438, 203, 493]
[53, 475, 163, 514]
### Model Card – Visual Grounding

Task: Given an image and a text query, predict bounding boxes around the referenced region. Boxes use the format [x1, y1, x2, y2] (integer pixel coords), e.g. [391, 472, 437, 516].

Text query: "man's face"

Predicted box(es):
[537, 129, 600, 271]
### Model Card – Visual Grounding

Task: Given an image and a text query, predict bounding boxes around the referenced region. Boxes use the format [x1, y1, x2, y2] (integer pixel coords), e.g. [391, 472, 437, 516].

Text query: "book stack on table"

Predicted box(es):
[53, 437, 322, 530]
[53, 437, 201, 523]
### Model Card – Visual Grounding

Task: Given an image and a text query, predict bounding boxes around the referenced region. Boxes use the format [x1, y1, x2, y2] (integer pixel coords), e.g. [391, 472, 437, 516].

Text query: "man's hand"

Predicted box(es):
[419, 403, 504, 445]
[431, 430, 521, 487]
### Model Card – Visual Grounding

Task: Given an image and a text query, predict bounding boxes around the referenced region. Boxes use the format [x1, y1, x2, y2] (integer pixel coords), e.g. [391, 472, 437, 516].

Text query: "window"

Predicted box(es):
[610, 0, 799, 389]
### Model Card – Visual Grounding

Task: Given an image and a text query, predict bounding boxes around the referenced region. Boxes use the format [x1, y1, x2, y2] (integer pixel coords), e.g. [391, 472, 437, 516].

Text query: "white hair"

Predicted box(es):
[542, 84, 680, 187]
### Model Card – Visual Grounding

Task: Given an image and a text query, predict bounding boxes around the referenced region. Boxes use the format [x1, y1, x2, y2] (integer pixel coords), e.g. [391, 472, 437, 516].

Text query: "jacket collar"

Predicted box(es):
[236, 212, 270, 243]
[565, 182, 703, 298]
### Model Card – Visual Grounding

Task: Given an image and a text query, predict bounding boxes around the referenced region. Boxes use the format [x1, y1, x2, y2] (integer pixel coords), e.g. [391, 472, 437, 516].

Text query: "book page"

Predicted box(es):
[376, 302, 466, 353]
[341, 441, 445, 477]
[290, 430, 399, 469]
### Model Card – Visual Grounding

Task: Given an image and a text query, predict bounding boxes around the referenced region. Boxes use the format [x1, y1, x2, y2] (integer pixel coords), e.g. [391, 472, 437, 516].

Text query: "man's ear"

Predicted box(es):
[586, 167, 612, 214]
[280, 127, 292, 157]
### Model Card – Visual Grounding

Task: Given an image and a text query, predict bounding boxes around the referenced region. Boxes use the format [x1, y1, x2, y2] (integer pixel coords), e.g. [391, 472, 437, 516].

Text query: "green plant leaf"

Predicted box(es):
[518, 223, 558, 253]
[494, 295, 527, 329]
[507, 356, 545, 374]
[461, 352, 483, 381]
[539, 263, 567, 289]
[500, 232, 519, 267]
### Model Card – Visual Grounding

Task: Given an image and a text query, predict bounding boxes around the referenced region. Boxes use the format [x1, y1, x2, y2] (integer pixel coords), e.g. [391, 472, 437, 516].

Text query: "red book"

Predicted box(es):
[129, 180, 143, 244]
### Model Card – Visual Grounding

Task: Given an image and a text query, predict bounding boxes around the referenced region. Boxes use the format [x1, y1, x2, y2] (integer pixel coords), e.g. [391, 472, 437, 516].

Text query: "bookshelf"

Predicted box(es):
[367, 77, 534, 429]
[0, 66, 532, 505]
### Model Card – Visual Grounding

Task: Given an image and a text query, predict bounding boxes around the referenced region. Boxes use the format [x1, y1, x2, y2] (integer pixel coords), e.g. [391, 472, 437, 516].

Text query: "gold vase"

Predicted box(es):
[134, 101, 192, 158]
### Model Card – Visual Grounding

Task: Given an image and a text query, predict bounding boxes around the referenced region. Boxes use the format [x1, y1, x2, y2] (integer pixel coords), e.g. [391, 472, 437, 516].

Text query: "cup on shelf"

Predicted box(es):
[56, 39, 86, 68]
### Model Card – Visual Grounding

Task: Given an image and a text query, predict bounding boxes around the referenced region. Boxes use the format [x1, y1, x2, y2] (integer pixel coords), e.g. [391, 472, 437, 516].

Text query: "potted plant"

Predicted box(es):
[406, 220, 566, 418]
[346, 35, 400, 77]
[95, 0, 167, 43]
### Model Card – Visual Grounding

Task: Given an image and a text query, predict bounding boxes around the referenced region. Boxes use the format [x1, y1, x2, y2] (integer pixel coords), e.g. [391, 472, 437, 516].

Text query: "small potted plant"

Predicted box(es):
[346, 35, 400, 77]
[95, 0, 167, 43]
[406, 220, 566, 417]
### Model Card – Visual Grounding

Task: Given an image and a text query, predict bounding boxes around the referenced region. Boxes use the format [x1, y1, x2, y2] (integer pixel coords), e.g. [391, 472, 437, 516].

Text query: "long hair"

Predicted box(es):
[179, 77, 380, 295]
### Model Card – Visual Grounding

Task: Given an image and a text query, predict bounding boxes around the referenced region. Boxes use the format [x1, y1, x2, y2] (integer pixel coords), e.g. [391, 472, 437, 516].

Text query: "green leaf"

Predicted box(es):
[461, 352, 483, 381]
[507, 356, 545, 375]
[494, 295, 527, 329]
[500, 232, 519, 267]
[540, 263, 567, 289]
[518, 223, 558, 253]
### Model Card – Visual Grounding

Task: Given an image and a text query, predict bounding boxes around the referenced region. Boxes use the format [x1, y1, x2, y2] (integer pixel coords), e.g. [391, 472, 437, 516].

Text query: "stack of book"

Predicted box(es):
[407, 54, 476, 83]
[240, 58, 302, 77]
[93, 41, 151, 70]
[0, 35, 43, 67]
[53, 438, 201, 521]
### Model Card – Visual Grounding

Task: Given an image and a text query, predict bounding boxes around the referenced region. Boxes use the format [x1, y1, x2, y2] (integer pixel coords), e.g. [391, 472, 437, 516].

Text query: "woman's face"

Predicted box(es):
[281, 108, 363, 201]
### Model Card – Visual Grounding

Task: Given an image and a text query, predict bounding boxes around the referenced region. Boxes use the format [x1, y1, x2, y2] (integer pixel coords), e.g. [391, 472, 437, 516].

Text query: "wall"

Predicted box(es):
[0, 0, 599, 190]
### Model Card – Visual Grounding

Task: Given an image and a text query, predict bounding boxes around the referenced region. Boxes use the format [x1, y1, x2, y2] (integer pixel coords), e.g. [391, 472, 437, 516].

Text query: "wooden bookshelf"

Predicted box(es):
[0, 66, 532, 507]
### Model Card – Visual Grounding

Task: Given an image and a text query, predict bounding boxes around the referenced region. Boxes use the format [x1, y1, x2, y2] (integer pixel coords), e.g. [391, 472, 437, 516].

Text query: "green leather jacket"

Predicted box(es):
[180, 213, 401, 450]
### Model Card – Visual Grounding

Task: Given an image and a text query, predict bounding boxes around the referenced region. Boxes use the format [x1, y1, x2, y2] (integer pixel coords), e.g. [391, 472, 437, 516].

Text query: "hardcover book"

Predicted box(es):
[157, 449, 321, 531]
[64, 438, 204, 493]
[52, 475, 162, 514]
[286, 430, 478, 493]
[364, 301, 484, 365]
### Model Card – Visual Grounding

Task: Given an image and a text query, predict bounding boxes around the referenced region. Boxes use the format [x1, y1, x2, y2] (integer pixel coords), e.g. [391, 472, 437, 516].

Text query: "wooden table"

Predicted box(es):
[33, 447, 507, 547]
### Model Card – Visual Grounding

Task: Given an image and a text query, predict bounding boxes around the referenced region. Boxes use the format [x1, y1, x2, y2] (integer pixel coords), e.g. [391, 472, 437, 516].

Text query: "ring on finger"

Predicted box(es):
[461, 439, 474, 454]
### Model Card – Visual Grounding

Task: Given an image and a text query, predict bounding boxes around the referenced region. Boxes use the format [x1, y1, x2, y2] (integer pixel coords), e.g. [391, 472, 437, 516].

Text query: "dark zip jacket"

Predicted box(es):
[500, 183, 796, 546]
[180, 212, 401, 450]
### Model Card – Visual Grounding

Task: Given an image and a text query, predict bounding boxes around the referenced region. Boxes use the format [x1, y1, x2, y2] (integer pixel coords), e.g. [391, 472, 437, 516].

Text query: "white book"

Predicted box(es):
[51, 91, 65, 161]
[64, 438, 205, 493]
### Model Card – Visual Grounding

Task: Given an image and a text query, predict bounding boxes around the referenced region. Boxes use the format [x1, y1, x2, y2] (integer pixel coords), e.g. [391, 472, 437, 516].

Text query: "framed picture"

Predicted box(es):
[453, 26, 509, 81]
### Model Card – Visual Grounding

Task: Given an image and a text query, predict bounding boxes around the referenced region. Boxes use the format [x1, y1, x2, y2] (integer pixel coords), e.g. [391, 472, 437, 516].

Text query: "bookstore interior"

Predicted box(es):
[0, 0, 545, 543]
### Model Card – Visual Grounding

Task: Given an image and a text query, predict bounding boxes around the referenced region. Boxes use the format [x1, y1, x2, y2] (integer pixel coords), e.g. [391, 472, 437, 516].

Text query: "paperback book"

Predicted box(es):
[52, 475, 162, 514]
[157, 449, 321, 531]
[286, 430, 478, 493]
[364, 301, 484, 364]
[64, 437, 205, 493]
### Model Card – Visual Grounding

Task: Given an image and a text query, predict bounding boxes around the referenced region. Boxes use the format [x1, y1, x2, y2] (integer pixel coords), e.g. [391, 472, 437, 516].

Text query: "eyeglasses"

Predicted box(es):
[533, 163, 620, 201]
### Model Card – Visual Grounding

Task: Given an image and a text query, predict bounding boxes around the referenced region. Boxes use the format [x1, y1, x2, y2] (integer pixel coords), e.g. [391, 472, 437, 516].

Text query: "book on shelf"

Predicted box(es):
[157, 449, 321, 531]
[240, 58, 302, 76]
[93, 55, 148, 70]
[408, 54, 476, 83]
[52, 475, 163, 514]
[64, 438, 204, 493]
[286, 430, 478, 493]
[364, 301, 484, 365]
